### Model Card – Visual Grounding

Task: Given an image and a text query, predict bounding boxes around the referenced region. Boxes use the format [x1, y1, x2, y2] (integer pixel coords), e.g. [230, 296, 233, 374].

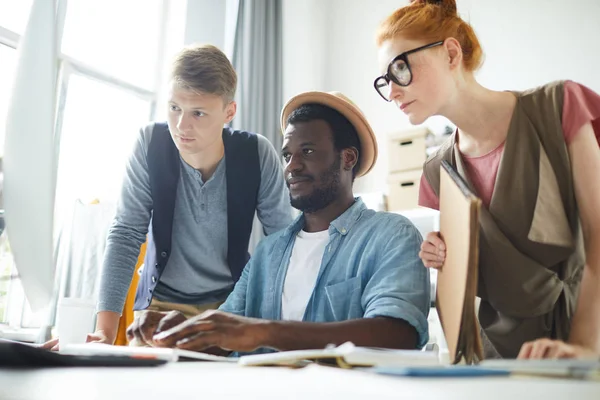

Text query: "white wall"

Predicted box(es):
[184, 0, 227, 48]
[154, 0, 188, 121]
[325, 0, 416, 193]
[281, 0, 331, 102]
[467, 0, 600, 93]
[285, 0, 600, 193]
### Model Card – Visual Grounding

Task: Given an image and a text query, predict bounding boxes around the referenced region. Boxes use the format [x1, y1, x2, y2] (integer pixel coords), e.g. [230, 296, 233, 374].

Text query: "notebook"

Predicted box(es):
[374, 365, 510, 378]
[437, 160, 483, 365]
[238, 342, 440, 368]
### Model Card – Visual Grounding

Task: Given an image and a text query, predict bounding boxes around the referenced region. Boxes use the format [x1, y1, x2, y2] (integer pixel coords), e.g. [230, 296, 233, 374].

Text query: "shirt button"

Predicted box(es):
[341, 228, 347, 234]
[160, 251, 168, 258]
[151, 276, 156, 283]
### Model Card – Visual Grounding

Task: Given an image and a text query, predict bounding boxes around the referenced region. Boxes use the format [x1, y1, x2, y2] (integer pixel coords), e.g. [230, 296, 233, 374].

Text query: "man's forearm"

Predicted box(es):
[261, 317, 417, 352]
[95, 311, 121, 344]
[97, 230, 145, 314]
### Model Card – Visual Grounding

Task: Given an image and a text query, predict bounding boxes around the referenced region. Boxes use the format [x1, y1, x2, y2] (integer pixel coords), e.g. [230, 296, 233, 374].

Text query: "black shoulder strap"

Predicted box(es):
[223, 126, 261, 281]
[147, 122, 180, 265]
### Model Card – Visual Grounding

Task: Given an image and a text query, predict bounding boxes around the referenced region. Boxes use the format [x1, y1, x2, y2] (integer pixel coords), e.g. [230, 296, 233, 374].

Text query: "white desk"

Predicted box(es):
[1, 363, 598, 400]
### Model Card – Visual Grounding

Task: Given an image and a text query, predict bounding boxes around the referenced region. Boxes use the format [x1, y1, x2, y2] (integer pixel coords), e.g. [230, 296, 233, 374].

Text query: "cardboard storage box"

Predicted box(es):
[387, 168, 422, 211]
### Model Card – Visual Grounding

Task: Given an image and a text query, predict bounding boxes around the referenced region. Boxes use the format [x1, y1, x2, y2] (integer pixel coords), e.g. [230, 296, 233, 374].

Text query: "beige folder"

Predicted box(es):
[437, 160, 483, 365]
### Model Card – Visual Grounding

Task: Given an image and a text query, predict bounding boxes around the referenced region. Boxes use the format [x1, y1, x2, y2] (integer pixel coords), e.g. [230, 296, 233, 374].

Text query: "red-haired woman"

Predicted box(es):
[374, 0, 600, 359]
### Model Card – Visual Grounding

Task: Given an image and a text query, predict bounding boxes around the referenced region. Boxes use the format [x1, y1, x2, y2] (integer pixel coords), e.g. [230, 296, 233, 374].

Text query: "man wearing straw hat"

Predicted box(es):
[128, 91, 430, 355]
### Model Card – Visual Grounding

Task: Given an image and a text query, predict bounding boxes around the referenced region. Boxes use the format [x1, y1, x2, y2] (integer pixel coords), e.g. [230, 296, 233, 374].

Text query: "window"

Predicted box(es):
[55, 73, 152, 209]
[61, 0, 163, 89]
[0, 0, 34, 35]
[0, 0, 184, 335]
[0, 44, 17, 157]
[0, 42, 18, 324]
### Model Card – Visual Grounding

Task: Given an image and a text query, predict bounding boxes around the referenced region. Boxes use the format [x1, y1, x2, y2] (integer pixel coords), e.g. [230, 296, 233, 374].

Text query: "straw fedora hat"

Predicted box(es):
[280, 91, 378, 177]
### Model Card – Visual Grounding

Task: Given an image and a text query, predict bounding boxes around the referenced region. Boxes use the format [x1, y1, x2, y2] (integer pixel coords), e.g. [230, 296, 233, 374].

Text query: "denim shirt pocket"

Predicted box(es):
[325, 277, 362, 321]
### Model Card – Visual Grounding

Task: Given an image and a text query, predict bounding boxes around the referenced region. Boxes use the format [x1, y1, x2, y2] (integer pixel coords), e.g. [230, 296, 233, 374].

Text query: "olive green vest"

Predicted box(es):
[423, 81, 584, 358]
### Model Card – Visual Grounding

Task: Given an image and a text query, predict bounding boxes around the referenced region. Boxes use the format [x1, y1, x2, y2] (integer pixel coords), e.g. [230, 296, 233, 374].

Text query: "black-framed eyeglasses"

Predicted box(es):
[374, 41, 444, 102]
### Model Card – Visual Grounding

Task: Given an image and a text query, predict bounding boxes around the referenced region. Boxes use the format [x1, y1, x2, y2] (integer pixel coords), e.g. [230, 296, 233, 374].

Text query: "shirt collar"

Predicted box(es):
[180, 154, 225, 183]
[285, 197, 366, 237]
[180, 155, 198, 178]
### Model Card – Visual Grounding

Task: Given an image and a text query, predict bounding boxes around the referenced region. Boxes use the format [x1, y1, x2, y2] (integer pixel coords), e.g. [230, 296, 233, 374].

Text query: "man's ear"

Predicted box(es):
[224, 101, 237, 123]
[342, 147, 359, 172]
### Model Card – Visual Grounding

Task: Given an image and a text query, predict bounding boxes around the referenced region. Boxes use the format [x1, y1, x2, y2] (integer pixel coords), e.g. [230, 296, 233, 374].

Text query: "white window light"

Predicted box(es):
[0, 0, 185, 338]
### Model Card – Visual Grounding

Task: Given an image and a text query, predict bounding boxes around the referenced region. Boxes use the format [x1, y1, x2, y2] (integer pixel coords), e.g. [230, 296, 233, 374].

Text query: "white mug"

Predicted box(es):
[57, 297, 96, 350]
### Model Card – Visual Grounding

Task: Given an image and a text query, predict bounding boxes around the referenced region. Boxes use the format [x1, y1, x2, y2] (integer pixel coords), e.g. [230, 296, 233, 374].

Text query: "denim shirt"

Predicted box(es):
[219, 198, 431, 351]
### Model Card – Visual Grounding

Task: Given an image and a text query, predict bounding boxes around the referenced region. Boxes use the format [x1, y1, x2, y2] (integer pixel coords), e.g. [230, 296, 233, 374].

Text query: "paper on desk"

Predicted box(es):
[480, 359, 600, 380]
[61, 343, 238, 362]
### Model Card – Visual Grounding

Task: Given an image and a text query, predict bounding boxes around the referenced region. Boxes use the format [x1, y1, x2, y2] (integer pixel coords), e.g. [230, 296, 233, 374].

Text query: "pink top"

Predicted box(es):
[419, 81, 600, 210]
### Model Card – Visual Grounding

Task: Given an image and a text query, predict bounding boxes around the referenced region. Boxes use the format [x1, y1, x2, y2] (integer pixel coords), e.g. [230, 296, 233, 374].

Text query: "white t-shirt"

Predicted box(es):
[281, 229, 330, 321]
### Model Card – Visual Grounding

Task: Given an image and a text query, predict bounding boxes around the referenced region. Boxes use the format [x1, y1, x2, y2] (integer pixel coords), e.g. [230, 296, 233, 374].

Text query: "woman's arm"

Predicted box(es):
[565, 121, 600, 353]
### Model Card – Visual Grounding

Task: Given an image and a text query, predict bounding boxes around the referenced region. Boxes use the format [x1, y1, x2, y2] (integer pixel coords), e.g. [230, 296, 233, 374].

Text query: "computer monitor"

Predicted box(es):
[2, 0, 57, 312]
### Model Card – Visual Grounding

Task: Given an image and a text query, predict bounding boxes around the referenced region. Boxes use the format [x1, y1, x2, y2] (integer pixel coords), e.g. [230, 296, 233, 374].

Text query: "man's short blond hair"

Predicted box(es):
[170, 44, 237, 103]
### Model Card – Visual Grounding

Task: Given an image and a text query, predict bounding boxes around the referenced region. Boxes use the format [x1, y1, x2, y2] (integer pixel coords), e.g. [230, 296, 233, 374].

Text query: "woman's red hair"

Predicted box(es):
[376, 0, 483, 71]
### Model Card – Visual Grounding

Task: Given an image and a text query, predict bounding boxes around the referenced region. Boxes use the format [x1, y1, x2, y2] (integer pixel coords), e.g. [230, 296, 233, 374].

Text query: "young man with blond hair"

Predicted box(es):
[49, 44, 291, 347]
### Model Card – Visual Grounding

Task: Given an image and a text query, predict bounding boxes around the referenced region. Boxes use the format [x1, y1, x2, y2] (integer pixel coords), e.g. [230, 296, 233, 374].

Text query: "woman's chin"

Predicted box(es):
[407, 112, 429, 126]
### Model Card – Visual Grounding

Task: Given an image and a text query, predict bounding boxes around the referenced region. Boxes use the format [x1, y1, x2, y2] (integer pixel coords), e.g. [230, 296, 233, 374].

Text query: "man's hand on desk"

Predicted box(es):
[38, 330, 113, 351]
[152, 310, 269, 352]
[126, 310, 187, 346]
[518, 338, 599, 360]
